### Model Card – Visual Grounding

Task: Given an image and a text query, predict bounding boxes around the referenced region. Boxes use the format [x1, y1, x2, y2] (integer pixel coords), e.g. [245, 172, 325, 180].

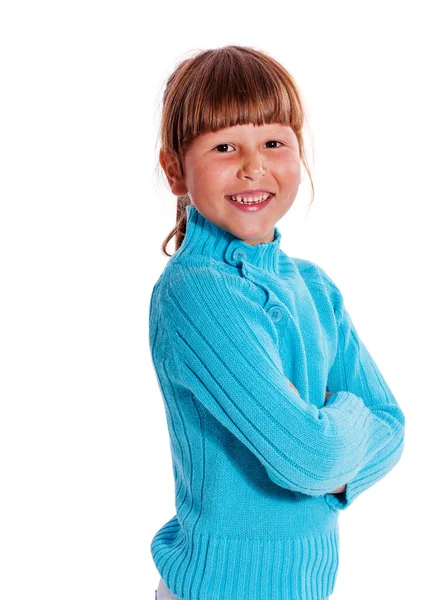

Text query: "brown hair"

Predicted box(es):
[156, 45, 315, 257]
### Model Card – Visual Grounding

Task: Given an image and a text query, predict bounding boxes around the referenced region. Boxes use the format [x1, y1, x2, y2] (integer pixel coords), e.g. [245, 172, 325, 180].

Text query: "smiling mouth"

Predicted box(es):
[226, 193, 274, 205]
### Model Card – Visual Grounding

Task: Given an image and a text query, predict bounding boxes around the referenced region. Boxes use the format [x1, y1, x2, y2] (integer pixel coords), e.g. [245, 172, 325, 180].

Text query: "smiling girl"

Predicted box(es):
[149, 45, 405, 600]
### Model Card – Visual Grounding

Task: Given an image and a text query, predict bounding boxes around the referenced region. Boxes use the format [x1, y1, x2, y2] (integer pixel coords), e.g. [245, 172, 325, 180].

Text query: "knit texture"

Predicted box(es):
[149, 204, 405, 600]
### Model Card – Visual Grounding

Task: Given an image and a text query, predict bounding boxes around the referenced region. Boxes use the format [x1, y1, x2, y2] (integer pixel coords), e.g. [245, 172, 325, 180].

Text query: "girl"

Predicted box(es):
[149, 45, 405, 600]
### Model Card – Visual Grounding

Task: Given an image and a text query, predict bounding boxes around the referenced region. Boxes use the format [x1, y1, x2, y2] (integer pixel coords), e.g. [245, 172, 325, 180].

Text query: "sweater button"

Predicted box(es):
[267, 305, 283, 322]
[231, 248, 248, 263]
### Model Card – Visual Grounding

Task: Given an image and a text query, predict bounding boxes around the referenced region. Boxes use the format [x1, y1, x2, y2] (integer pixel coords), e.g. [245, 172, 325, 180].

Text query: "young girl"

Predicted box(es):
[149, 45, 405, 600]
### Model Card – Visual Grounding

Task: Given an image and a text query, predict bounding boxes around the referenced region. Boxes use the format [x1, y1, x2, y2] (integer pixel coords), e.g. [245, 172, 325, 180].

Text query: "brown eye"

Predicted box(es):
[214, 144, 234, 153]
[265, 141, 282, 148]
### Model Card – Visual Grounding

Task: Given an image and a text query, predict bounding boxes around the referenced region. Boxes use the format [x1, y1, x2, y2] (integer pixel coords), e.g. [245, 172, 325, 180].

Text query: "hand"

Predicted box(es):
[330, 483, 346, 494]
[287, 379, 299, 394]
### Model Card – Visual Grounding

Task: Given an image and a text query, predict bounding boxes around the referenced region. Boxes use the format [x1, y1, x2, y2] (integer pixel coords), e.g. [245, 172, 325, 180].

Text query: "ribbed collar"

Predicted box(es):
[174, 204, 284, 275]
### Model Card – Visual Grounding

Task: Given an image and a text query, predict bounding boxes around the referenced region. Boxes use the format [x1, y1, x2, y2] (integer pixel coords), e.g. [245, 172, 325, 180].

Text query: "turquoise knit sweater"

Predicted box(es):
[149, 204, 405, 600]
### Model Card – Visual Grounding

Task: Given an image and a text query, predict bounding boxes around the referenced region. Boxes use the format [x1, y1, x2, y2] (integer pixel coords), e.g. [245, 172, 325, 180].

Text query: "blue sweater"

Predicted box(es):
[149, 204, 405, 600]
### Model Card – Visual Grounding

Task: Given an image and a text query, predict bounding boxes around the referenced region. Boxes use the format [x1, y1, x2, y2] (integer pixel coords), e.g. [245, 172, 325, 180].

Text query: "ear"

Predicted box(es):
[159, 150, 188, 196]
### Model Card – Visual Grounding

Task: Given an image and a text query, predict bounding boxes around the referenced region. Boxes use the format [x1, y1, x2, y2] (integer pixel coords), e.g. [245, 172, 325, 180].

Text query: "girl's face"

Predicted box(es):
[161, 122, 301, 246]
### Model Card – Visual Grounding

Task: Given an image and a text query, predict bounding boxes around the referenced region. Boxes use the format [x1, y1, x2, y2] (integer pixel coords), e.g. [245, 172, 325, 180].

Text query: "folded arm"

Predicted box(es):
[164, 263, 397, 497]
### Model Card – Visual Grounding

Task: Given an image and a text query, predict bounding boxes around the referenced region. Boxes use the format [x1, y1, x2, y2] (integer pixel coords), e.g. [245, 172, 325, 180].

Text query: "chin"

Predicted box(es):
[235, 226, 274, 245]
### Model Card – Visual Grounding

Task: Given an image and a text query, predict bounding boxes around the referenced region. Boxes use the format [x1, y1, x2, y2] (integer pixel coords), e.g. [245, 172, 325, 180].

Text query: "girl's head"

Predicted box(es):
[157, 45, 314, 257]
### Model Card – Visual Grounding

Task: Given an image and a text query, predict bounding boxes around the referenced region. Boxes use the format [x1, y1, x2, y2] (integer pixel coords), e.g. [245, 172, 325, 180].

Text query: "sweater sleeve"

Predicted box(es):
[164, 263, 395, 496]
[320, 267, 406, 510]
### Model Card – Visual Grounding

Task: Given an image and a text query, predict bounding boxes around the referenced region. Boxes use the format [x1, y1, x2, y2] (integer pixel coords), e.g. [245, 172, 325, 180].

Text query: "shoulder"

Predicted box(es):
[291, 257, 337, 288]
[157, 259, 246, 313]
[162, 259, 232, 291]
[160, 259, 281, 337]
[290, 256, 343, 307]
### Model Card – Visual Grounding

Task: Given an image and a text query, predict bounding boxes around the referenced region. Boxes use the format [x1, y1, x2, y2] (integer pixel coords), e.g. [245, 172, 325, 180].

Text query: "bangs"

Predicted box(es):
[172, 49, 303, 155]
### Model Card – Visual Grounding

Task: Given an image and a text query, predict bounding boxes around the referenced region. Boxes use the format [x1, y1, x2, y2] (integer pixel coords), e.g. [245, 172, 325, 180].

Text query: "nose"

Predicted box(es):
[237, 151, 266, 179]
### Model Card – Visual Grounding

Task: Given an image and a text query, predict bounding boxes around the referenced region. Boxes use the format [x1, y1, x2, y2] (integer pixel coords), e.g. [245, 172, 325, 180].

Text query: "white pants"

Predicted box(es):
[155, 577, 182, 600]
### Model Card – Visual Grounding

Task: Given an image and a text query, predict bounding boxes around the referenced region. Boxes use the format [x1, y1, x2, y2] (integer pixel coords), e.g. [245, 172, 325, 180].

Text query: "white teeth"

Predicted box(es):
[229, 193, 271, 204]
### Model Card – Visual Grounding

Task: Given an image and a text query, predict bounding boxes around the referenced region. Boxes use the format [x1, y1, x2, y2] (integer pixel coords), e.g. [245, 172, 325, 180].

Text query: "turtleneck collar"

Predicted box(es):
[173, 204, 284, 275]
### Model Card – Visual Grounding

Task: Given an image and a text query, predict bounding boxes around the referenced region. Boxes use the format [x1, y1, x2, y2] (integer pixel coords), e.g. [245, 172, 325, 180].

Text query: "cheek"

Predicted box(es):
[187, 166, 208, 191]
[195, 162, 231, 191]
[275, 156, 301, 180]
[210, 160, 234, 182]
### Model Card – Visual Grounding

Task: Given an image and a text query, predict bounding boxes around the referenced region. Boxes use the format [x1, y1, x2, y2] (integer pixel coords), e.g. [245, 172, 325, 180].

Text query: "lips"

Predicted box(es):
[226, 190, 274, 198]
[225, 192, 274, 205]
[225, 193, 273, 212]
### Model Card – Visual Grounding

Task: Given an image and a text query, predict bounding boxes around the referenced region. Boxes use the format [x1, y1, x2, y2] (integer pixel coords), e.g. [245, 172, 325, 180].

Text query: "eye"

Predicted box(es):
[214, 143, 234, 153]
[214, 140, 283, 153]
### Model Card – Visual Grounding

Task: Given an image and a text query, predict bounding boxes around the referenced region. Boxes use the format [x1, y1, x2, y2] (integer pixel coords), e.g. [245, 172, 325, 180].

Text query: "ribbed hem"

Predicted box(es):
[151, 516, 339, 600]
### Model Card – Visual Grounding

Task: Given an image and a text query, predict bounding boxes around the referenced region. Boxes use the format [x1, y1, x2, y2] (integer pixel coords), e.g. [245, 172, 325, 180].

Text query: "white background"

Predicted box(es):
[0, 1, 426, 599]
